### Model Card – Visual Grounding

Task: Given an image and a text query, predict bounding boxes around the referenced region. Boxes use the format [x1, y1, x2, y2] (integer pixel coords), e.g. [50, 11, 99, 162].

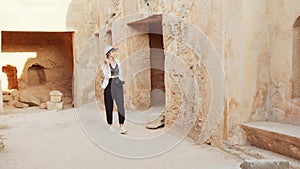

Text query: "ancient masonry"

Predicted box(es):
[0, 0, 300, 165]
[46, 90, 63, 111]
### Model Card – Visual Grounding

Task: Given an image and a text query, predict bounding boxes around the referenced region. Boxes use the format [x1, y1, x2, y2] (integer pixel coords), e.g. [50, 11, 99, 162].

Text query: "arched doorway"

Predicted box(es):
[28, 64, 46, 86]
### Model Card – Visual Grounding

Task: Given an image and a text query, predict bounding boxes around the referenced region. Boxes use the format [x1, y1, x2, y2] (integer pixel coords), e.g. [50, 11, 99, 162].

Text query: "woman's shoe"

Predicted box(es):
[120, 127, 128, 134]
[109, 126, 116, 133]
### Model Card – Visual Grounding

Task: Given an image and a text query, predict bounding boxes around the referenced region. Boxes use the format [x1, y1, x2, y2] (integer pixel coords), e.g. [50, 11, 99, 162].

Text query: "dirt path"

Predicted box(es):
[0, 106, 242, 169]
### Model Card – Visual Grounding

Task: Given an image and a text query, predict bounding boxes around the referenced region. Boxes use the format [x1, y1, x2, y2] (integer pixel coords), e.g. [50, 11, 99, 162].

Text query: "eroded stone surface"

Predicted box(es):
[240, 159, 289, 169]
[1, 0, 300, 152]
[242, 121, 300, 160]
[20, 92, 40, 106]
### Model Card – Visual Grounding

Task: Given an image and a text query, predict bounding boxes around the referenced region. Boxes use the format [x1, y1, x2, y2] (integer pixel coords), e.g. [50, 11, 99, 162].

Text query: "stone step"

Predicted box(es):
[242, 121, 300, 161]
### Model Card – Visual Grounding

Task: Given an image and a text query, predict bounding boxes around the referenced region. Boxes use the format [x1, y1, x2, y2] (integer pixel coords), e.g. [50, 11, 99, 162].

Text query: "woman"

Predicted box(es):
[101, 46, 128, 134]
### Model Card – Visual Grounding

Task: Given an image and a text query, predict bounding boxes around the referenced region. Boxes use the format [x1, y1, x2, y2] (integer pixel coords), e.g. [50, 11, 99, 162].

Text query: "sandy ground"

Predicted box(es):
[0, 105, 243, 169]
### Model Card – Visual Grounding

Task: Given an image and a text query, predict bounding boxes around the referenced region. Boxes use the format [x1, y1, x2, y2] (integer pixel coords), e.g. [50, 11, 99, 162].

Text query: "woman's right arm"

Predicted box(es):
[101, 62, 111, 79]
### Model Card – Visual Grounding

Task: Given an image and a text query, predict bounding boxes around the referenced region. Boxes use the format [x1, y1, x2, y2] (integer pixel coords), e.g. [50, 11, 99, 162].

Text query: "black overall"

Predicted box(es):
[104, 64, 125, 124]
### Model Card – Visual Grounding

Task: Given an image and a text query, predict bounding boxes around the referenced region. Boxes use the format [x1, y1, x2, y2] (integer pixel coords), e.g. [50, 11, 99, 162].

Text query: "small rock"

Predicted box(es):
[11, 89, 20, 101]
[0, 141, 4, 150]
[14, 101, 29, 108]
[20, 92, 40, 106]
[3, 95, 12, 102]
[240, 159, 289, 169]
[40, 103, 47, 109]
[8, 100, 18, 106]
[46, 101, 55, 110]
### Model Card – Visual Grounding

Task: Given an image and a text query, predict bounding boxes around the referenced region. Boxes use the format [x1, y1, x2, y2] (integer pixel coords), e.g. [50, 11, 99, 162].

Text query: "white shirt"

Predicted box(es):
[101, 58, 124, 89]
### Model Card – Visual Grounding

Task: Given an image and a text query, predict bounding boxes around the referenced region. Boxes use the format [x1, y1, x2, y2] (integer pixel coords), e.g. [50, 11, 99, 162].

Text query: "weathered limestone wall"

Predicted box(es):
[162, 0, 224, 144]
[2, 0, 300, 147]
[93, 0, 224, 144]
[224, 0, 271, 145]
[268, 1, 300, 125]
[67, 0, 99, 106]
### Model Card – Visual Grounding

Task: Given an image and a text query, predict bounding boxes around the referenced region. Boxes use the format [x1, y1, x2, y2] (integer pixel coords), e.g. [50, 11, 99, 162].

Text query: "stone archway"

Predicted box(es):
[28, 64, 46, 86]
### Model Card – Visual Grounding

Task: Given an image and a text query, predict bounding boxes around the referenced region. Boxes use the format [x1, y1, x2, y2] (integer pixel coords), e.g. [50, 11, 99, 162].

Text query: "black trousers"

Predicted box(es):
[104, 78, 125, 125]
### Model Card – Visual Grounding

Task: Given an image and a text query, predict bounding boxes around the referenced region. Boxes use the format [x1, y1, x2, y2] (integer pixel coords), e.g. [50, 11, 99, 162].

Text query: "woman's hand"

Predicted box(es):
[103, 58, 110, 65]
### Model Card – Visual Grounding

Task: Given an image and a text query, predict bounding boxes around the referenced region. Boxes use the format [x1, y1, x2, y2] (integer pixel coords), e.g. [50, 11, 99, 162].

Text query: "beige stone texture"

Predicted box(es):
[224, 0, 270, 145]
[242, 121, 300, 160]
[50, 90, 63, 103]
[14, 101, 29, 109]
[240, 159, 289, 169]
[267, 1, 300, 126]
[46, 101, 63, 111]
[40, 103, 47, 109]
[2, 95, 12, 102]
[1, 0, 300, 156]
[19, 91, 40, 106]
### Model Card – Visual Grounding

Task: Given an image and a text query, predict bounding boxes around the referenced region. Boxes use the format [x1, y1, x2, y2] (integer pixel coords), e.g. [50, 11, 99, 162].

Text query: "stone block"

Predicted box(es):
[242, 121, 300, 160]
[20, 92, 40, 106]
[240, 159, 289, 169]
[55, 102, 63, 110]
[46, 101, 63, 111]
[46, 101, 55, 110]
[50, 90, 63, 103]
[40, 103, 47, 109]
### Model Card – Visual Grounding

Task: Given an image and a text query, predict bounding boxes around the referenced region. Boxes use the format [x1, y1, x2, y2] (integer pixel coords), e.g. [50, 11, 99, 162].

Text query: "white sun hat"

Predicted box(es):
[104, 46, 117, 56]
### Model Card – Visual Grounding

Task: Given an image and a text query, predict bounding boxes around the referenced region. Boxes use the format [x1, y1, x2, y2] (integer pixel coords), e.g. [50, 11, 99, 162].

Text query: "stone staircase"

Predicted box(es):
[242, 121, 300, 161]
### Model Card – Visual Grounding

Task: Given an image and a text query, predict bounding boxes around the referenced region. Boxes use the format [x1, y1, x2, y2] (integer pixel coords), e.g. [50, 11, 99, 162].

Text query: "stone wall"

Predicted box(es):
[268, 1, 300, 126]
[92, 0, 300, 145]
[91, 0, 224, 144]
[2, 32, 73, 105]
[1, 0, 300, 147]
[224, 0, 270, 145]
[66, 0, 99, 106]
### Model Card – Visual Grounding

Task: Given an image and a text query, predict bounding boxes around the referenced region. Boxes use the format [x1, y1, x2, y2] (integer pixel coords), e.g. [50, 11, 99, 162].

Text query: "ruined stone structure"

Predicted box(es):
[0, 0, 300, 162]
[2, 65, 18, 90]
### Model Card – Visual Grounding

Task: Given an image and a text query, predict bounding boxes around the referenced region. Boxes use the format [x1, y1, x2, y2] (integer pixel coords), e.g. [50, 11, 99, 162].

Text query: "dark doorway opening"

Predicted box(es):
[28, 64, 46, 86]
[149, 22, 165, 107]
